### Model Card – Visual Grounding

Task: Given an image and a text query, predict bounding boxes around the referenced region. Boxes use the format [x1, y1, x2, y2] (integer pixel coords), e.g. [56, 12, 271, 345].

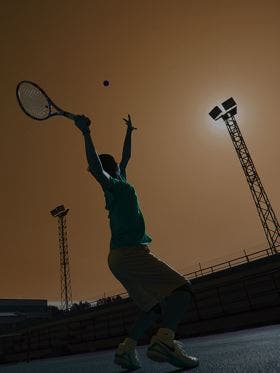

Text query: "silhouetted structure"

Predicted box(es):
[209, 98, 280, 255]
[0, 299, 47, 313]
[50, 205, 73, 311]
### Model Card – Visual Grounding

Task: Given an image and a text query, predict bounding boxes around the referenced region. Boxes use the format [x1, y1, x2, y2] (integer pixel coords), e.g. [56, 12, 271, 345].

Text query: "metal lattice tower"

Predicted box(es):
[50, 205, 73, 311]
[209, 98, 280, 255]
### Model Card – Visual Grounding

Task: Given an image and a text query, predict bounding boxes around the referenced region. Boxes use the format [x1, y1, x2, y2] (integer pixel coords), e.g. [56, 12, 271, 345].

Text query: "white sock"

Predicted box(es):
[123, 337, 137, 349]
[157, 327, 175, 341]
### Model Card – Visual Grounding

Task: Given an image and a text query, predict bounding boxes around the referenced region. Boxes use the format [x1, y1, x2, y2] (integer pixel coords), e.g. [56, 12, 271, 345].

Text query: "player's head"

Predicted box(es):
[99, 154, 120, 178]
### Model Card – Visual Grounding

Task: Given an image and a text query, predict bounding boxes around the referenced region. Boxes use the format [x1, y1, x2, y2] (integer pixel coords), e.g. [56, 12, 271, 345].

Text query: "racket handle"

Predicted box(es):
[62, 111, 77, 121]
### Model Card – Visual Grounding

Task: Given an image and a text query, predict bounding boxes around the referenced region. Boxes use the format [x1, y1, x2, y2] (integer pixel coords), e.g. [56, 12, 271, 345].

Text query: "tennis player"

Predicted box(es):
[73, 114, 199, 370]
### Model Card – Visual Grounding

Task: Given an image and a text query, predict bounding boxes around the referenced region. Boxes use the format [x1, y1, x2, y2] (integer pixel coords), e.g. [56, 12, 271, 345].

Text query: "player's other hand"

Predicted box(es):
[123, 114, 137, 131]
[74, 115, 91, 133]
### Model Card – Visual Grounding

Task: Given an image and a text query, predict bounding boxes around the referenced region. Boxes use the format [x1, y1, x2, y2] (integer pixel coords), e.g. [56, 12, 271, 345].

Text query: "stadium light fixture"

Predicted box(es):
[209, 97, 237, 121]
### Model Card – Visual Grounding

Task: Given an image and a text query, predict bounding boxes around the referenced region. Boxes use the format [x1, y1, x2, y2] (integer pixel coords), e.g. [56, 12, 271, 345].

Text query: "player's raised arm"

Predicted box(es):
[119, 114, 137, 174]
[73, 115, 111, 189]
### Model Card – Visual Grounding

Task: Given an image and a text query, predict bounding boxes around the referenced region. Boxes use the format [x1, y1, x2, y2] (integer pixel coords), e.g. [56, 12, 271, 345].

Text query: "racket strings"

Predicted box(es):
[18, 82, 50, 120]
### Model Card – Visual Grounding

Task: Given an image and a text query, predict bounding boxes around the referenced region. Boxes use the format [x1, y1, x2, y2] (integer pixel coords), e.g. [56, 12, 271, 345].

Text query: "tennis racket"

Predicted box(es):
[16, 80, 77, 121]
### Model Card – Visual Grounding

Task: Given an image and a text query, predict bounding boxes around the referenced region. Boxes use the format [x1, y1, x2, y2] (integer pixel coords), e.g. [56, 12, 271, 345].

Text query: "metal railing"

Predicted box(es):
[182, 245, 279, 280]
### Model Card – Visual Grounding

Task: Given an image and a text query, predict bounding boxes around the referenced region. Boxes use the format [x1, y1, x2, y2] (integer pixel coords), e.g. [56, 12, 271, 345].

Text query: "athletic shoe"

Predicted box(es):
[146, 329, 199, 369]
[114, 340, 141, 370]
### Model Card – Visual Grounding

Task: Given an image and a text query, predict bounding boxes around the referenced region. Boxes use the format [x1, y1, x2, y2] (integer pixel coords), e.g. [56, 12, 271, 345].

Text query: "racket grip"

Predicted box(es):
[63, 111, 77, 121]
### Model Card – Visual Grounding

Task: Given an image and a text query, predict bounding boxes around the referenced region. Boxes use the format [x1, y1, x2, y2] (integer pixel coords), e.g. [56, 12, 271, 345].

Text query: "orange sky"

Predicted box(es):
[1, 0, 280, 305]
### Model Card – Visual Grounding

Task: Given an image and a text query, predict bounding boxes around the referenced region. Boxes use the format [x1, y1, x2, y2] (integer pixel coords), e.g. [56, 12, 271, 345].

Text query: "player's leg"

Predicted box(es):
[124, 282, 192, 347]
[115, 302, 162, 370]
[108, 247, 163, 345]
[160, 282, 193, 333]
[147, 283, 199, 368]
[127, 302, 162, 344]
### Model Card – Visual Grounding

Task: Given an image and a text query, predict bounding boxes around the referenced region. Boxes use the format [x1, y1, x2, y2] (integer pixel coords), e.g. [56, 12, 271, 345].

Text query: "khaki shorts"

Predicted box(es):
[108, 244, 192, 312]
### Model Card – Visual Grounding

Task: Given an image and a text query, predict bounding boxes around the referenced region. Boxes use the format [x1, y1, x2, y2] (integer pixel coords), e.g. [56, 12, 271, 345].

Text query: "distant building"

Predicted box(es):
[0, 299, 47, 314]
[0, 299, 48, 333]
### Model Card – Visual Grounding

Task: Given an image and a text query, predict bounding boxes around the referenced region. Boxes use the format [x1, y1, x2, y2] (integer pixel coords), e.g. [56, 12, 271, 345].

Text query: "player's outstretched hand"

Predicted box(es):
[123, 114, 137, 131]
[74, 115, 91, 134]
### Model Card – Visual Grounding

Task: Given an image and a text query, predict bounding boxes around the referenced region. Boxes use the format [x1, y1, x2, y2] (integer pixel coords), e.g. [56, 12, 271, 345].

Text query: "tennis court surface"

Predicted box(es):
[0, 324, 279, 372]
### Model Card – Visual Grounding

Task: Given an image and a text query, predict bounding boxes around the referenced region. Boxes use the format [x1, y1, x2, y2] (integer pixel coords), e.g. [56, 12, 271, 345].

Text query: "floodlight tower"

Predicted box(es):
[50, 205, 73, 311]
[209, 98, 280, 255]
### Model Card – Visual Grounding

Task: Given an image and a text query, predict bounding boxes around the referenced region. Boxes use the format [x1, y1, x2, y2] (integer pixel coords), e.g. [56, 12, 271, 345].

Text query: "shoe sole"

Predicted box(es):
[147, 339, 199, 369]
[147, 348, 168, 362]
[114, 354, 141, 370]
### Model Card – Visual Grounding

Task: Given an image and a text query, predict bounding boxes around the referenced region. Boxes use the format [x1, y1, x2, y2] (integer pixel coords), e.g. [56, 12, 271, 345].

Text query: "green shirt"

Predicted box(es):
[103, 174, 152, 249]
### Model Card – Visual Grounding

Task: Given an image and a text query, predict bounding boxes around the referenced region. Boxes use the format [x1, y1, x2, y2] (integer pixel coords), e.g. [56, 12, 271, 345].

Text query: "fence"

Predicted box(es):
[182, 245, 279, 280]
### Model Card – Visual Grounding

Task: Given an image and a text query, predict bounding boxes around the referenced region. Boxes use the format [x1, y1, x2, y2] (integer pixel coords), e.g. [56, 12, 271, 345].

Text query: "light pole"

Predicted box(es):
[209, 98, 280, 255]
[50, 205, 73, 311]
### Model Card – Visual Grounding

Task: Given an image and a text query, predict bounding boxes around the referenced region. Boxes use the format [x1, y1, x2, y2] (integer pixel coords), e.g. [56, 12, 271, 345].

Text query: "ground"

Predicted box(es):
[1, 324, 279, 372]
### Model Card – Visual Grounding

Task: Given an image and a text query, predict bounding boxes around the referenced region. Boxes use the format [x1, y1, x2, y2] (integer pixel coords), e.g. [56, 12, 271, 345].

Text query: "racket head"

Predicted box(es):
[16, 80, 52, 121]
